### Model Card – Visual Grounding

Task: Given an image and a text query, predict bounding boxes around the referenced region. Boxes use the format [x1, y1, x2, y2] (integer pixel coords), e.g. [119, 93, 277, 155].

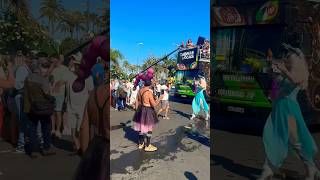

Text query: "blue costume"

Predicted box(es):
[259, 77, 320, 180]
[263, 78, 318, 167]
[190, 77, 209, 121]
[192, 88, 209, 116]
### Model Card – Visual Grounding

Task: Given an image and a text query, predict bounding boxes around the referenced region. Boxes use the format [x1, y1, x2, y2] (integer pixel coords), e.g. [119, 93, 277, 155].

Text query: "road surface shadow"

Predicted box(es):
[111, 127, 201, 174]
[212, 155, 260, 180]
[123, 126, 139, 144]
[184, 171, 198, 180]
[213, 116, 264, 136]
[171, 109, 191, 120]
[52, 136, 74, 152]
[185, 131, 210, 148]
[169, 96, 193, 105]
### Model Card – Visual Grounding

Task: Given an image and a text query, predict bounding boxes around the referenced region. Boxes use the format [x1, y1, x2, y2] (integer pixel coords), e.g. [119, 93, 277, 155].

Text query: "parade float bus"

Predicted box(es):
[174, 37, 210, 99]
[212, 0, 320, 126]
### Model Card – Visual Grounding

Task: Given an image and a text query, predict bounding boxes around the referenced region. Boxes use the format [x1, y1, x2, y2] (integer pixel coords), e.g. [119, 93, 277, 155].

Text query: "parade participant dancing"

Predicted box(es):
[187, 75, 209, 129]
[258, 44, 320, 180]
[133, 69, 163, 152]
[72, 36, 109, 93]
[71, 35, 109, 180]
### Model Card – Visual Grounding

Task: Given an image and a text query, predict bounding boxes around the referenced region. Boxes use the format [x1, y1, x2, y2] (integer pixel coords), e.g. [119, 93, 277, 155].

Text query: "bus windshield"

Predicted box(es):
[175, 70, 199, 84]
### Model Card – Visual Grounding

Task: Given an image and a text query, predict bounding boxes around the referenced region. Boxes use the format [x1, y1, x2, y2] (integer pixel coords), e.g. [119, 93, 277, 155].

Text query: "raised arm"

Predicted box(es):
[148, 91, 162, 108]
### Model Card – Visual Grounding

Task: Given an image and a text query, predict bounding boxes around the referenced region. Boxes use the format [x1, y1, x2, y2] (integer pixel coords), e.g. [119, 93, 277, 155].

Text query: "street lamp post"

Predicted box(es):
[137, 42, 144, 66]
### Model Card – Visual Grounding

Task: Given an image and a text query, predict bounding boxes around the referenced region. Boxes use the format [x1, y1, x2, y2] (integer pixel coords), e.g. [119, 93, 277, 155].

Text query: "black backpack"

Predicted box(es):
[25, 78, 56, 116]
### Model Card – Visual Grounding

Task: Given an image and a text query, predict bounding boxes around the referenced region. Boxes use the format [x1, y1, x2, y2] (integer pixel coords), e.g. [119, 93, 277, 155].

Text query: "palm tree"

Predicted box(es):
[40, 0, 64, 37]
[2, 0, 30, 26]
[57, 11, 78, 38]
[73, 11, 85, 40]
[123, 60, 130, 74]
[110, 48, 123, 67]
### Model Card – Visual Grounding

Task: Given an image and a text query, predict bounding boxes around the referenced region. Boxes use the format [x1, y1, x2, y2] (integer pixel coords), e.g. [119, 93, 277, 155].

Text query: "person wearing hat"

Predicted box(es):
[56, 52, 94, 153]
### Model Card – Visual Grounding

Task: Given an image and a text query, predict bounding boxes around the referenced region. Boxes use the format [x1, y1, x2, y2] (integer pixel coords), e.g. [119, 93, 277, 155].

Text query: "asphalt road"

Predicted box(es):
[212, 116, 320, 180]
[110, 96, 210, 180]
[0, 135, 80, 180]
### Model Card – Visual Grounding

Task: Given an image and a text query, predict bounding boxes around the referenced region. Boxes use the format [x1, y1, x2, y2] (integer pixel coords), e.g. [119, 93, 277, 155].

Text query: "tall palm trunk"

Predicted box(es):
[70, 29, 73, 38]
[51, 20, 55, 37]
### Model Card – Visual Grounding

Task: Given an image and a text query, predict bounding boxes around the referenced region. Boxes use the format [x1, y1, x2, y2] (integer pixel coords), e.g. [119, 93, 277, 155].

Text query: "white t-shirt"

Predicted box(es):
[15, 65, 31, 90]
[161, 85, 169, 101]
[156, 84, 161, 93]
[51, 65, 69, 97]
[63, 71, 94, 113]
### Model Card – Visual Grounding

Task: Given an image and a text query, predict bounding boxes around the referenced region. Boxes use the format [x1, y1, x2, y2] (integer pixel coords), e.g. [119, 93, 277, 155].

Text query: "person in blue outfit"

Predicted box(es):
[258, 44, 320, 180]
[185, 75, 209, 129]
[91, 57, 105, 87]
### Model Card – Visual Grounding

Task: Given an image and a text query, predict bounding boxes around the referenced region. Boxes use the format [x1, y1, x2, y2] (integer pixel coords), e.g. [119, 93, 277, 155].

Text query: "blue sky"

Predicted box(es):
[111, 0, 210, 66]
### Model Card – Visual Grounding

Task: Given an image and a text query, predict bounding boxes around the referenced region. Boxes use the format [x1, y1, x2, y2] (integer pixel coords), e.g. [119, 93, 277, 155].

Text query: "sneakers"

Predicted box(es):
[205, 113, 210, 121]
[138, 142, 145, 150]
[257, 160, 274, 180]
[14, 146, 25, 154]
[190, 114, 196, 121]
[144, 144, 157, 152]
[55, 131, 62, 138]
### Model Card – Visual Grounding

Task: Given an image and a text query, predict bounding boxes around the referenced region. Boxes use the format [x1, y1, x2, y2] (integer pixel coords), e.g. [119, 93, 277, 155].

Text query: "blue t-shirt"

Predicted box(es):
[91, 63, 105, 86]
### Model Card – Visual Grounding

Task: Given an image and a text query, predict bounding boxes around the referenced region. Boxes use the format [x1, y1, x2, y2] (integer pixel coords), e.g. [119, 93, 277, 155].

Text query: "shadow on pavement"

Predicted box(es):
[185, 131, 210, 148]
[184, 171, 198, 180]
[212, 154, 260, 180]
[213, 116, 264, 136]
[52, 136, 74, 152]
[171, 109, 191, 119]
[169, 96, 193, 105]
[123, 126, 138, 144]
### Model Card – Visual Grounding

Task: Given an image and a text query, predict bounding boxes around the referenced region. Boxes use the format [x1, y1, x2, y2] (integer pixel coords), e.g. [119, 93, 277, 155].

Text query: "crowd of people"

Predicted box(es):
[110, 78, 171, 120]
[0, 50, 107, 159]
[179, 39, 210, 57]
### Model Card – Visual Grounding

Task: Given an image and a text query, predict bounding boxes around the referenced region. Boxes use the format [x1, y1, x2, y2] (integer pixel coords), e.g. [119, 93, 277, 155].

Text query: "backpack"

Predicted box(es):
[117, 87, 127, 99]
[25, 78, 56, 116]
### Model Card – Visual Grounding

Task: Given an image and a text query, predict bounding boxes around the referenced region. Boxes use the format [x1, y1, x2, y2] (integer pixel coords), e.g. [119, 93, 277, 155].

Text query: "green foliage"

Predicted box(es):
[59, 37, 79, 55]
[0, 10, 54, 54]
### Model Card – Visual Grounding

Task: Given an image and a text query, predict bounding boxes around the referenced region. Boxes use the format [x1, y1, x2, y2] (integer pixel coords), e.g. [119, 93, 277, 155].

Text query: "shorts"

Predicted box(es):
[160, 100, 169, 109]
[54, 95, 65, 112]
[68, 111, 84, 131]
